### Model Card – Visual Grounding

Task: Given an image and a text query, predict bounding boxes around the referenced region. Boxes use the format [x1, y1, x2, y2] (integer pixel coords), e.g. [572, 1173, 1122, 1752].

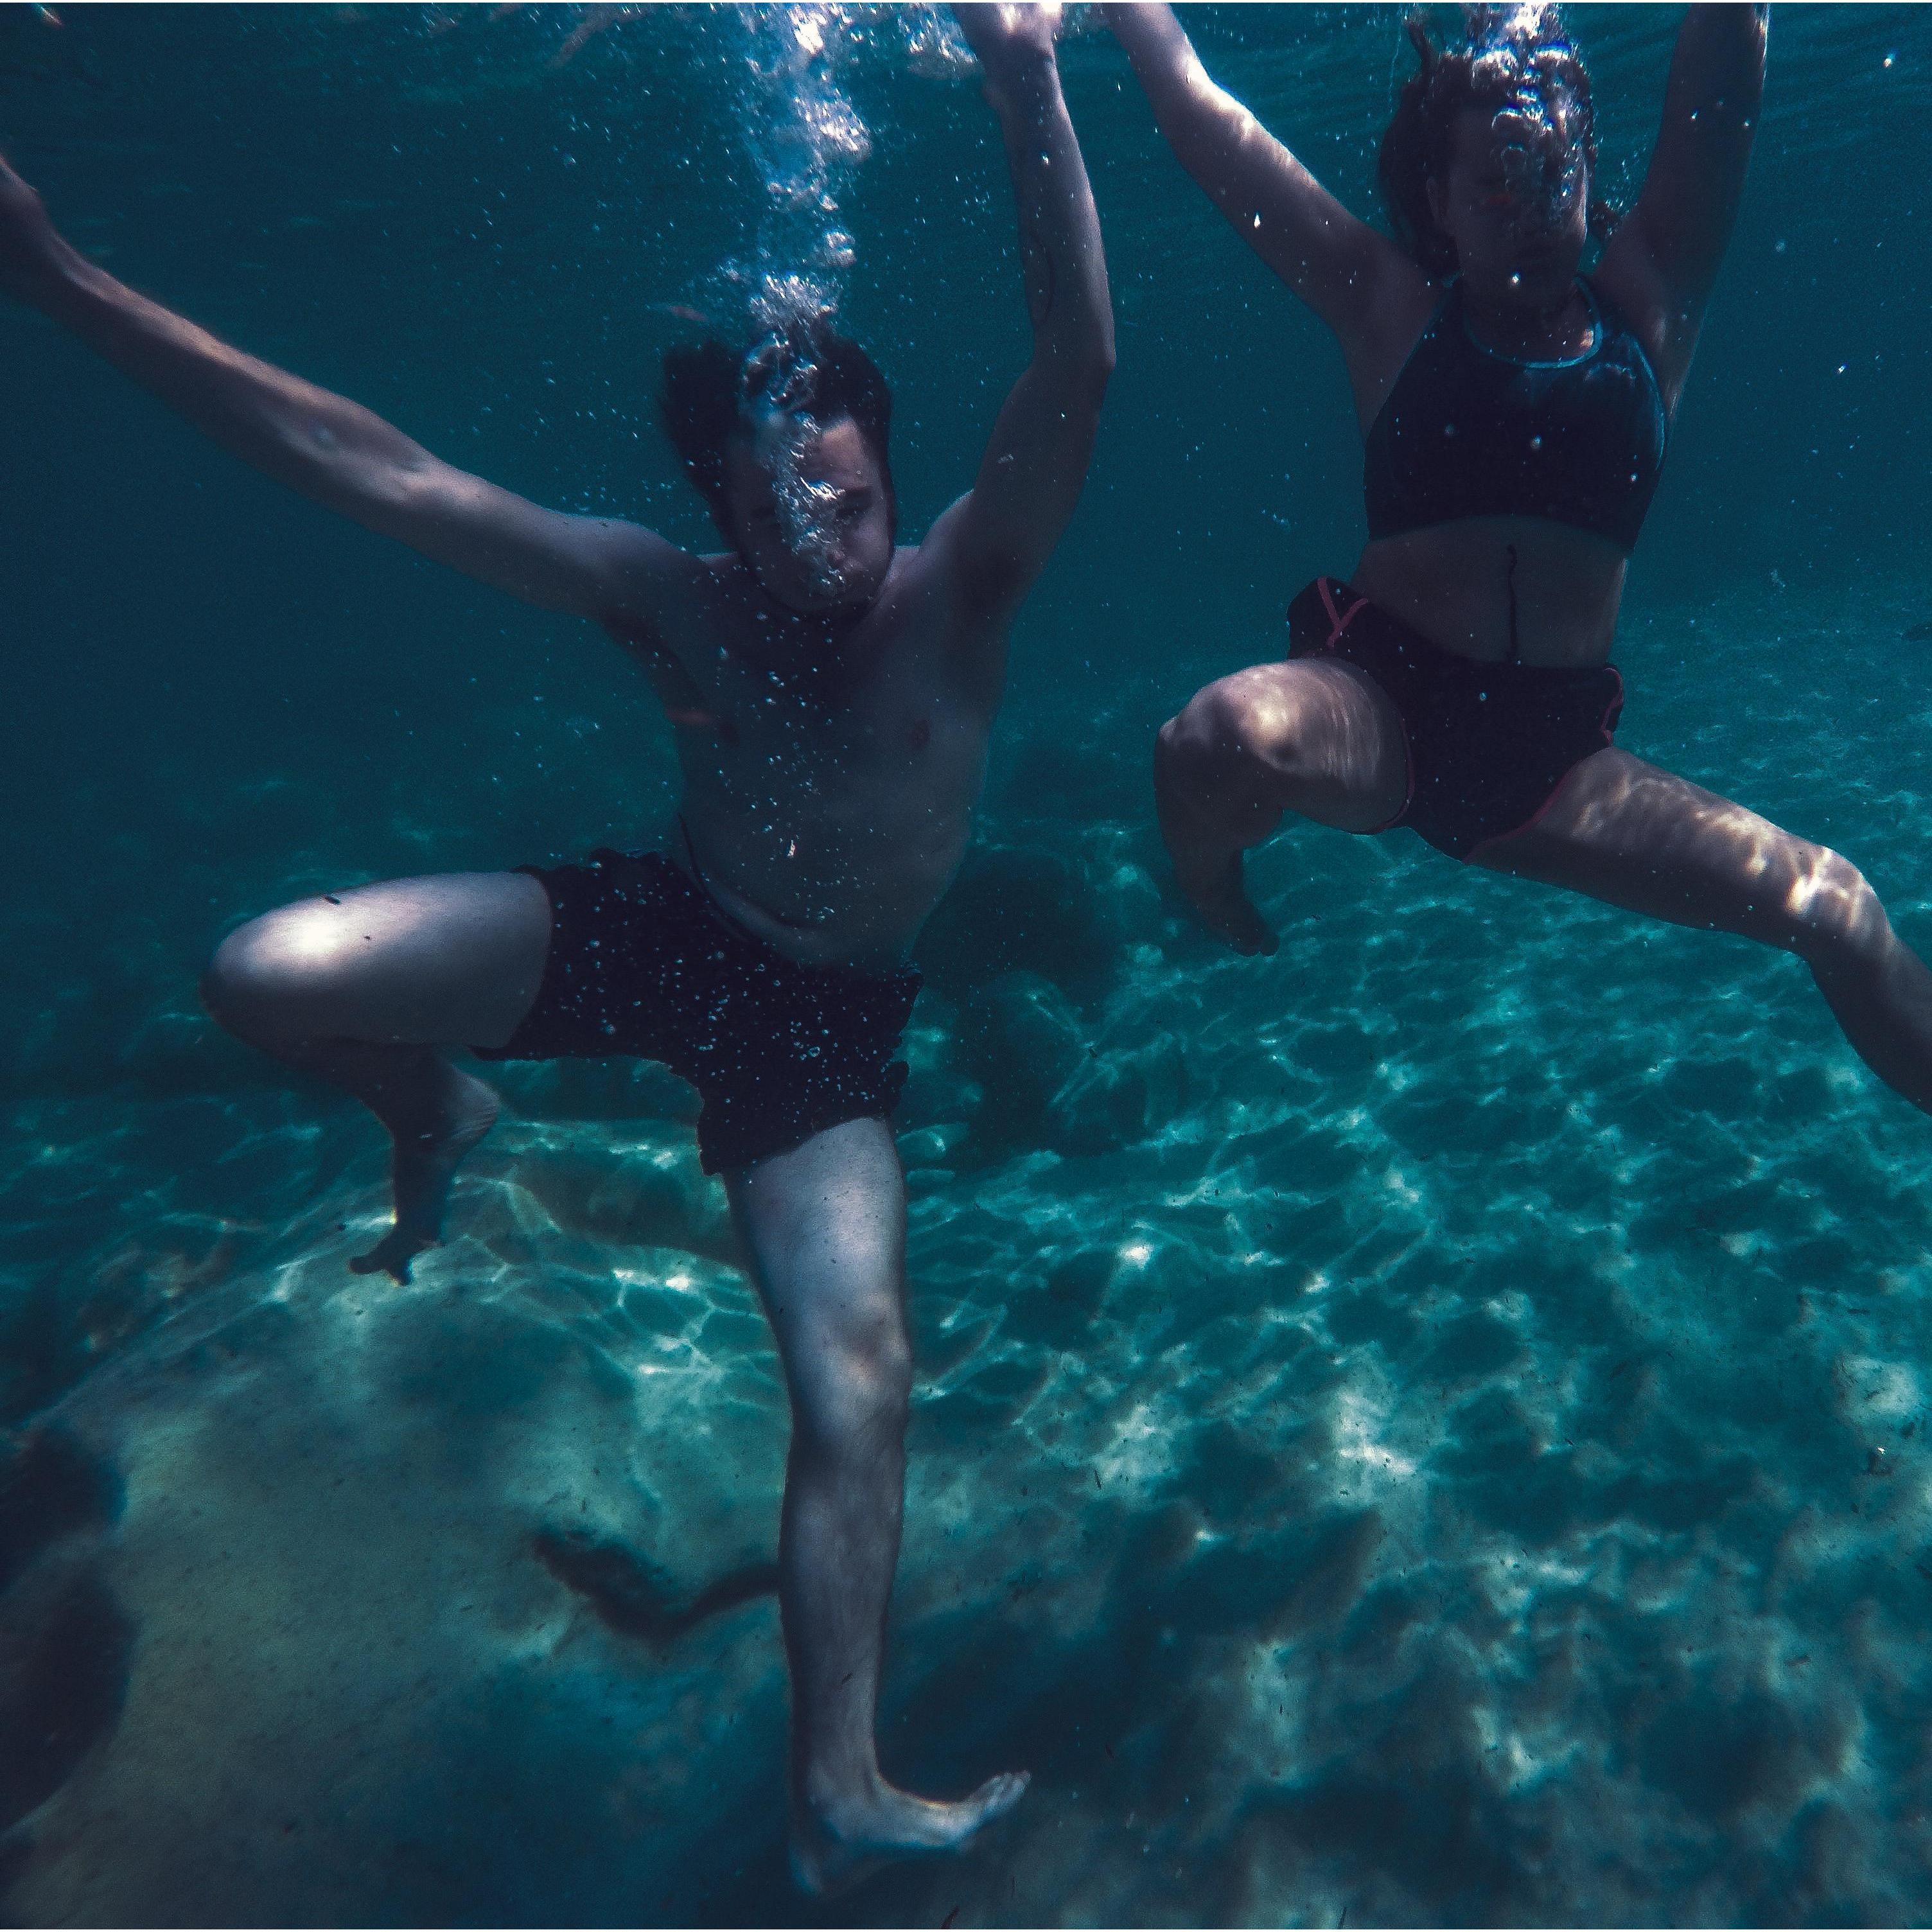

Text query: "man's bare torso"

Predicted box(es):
[603, 504, 1003, 974]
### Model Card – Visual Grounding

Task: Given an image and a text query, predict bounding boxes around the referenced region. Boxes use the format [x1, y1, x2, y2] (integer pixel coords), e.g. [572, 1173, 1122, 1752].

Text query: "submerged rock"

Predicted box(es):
[918, 842, 1141, 1007]
[0, 1427, 133, 1840]
[960, 970, 1088, 1150]
[0, 1197, 795, 1927]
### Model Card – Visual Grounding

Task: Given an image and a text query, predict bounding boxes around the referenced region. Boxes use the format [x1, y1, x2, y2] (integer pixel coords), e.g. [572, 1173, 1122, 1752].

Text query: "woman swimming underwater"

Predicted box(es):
[1112, 3, 1932, 1128]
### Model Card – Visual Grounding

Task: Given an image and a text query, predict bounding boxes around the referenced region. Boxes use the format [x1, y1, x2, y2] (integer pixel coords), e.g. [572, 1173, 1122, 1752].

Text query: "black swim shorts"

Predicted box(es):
[473, 849, 921, 1175]
[1288, 576, 1624, 859]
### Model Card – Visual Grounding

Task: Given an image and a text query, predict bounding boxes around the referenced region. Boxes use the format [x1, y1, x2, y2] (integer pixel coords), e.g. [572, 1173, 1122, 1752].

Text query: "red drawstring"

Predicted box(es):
[1317, 576, 1366, 649]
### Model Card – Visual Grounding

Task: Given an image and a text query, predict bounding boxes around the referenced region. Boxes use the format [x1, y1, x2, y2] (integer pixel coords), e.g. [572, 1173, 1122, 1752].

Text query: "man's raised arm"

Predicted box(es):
[944, 3, 1114, 617]
[0, 148, 678, 622]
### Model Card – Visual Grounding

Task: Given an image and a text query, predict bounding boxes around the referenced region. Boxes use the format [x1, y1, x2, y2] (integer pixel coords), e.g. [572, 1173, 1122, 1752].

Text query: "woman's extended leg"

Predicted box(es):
[1476, 748, 1932, 1113]
[1154, 657, 1409, 954]
[201, 871, 552, 1279]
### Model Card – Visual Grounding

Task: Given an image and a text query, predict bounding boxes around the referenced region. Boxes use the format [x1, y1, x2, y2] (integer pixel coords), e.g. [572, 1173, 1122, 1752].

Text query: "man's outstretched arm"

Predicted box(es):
[942, 4, 1114, 621]
[0, 148, 678, 620]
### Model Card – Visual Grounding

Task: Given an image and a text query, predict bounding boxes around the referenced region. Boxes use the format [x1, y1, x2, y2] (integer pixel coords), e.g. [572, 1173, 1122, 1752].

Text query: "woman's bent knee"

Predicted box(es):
[1160, 683, 1249, 780]
[1179, 672, 1288, 761]
[1161, 662, 1401, 829]
[1157, 676, 1284, 818]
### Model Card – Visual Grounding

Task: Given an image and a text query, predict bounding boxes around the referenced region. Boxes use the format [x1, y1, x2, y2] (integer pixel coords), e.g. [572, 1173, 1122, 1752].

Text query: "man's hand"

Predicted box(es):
[0, 148, 64, 306]
[951, 3, 1062, 85]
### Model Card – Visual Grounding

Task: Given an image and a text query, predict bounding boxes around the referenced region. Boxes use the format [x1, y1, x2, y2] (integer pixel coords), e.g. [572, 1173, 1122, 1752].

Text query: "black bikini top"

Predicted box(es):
[1362, 277, 1667, 554]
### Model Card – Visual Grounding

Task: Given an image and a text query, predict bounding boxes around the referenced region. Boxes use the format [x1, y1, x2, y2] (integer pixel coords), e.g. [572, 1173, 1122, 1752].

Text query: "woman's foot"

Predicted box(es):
[791, 1769, 1031, 1896]
[1154, 736, 1279, 956]
[350, 1062, 500, 1283]
[1171, 846, 1279, 956]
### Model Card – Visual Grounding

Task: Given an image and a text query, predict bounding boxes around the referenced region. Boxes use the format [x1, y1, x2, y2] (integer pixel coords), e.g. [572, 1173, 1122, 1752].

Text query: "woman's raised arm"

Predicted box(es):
[1604, 4, 1767, 395]
[1103, 2, 1425, 356]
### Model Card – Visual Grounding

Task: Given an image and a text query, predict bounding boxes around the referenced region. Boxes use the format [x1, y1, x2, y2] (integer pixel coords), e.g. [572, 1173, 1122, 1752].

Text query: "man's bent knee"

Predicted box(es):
[202, 900, 360, 1045]
[202, 918, 284, 1042]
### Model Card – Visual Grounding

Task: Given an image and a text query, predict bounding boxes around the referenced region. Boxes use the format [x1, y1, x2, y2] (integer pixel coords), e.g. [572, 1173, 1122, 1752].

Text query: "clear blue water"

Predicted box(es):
[6, 4, 1932, 1924]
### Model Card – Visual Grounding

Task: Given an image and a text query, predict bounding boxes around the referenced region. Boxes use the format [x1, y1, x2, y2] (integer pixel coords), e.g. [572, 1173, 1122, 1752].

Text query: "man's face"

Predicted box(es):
[724, 414, 895, 615]
[1431, 95, 1590, 309]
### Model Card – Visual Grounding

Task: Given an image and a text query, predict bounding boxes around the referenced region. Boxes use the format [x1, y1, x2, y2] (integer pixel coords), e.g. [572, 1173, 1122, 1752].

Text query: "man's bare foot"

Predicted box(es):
[349, 1063, 500, 1284]
[791, 1769, 1030, 1896]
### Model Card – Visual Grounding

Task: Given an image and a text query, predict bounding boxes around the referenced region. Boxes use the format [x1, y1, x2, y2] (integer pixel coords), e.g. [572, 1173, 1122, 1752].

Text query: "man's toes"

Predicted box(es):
[972, 1768, 1030, 1826]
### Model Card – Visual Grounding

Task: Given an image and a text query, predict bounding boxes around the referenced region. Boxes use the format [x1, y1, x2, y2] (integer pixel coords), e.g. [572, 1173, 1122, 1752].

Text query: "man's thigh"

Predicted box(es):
[725, 1118, 910, 1412]
[212, 870, 552, 1048]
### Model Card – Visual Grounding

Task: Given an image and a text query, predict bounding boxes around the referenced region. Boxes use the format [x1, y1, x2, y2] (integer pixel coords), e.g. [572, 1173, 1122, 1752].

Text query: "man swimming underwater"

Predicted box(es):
[0, 1, 1112, 1890]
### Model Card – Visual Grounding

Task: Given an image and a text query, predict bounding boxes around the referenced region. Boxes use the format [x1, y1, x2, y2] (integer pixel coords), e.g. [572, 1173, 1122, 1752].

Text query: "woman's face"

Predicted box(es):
[1428, 96, 1590, 306]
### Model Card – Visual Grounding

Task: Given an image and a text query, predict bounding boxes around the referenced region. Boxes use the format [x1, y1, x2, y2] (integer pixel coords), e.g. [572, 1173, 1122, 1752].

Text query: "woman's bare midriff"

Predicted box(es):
[1352, 518, 1628, 668]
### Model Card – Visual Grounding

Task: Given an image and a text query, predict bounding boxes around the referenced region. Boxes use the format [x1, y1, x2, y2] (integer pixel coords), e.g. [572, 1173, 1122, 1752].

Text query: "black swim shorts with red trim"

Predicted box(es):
[473, 849, 920, 1175]
[1287, 576, 1625, 860]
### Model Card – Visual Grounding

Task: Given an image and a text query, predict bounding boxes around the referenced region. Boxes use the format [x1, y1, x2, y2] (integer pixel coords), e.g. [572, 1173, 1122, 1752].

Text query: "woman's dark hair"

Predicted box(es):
[658, 319, 893, 540]
[1377, 8, 1620, 277]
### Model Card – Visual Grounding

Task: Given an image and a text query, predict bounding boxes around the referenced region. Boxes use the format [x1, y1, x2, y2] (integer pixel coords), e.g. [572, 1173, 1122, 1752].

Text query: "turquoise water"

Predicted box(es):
[7, 4, 1932, 1923]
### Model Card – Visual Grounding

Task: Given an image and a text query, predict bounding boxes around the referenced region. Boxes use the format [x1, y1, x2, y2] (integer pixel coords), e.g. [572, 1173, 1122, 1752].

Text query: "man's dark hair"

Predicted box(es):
[658, 317, 895, 544]
[1377, 9, 1619, 279]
